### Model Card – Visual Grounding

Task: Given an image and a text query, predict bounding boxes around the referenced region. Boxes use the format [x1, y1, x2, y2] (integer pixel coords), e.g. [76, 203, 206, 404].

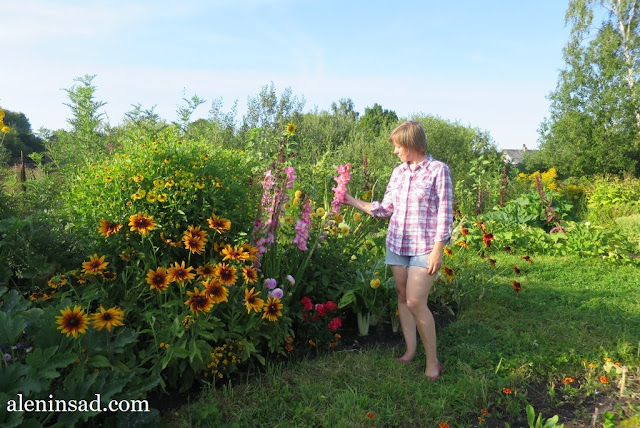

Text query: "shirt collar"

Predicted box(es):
[401, 154, 433, 171]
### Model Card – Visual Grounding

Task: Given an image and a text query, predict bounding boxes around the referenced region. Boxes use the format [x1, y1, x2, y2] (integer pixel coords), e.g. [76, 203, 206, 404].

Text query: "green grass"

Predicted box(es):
[164, 255, 640, 427]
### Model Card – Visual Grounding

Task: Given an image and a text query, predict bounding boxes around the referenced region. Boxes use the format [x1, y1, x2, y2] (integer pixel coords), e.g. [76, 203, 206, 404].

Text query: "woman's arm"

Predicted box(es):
[343, 193, 374, 216]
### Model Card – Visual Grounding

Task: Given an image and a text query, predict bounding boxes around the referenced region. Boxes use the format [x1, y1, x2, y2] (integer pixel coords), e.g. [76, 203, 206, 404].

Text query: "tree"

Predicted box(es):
[358, 103, 398, 137]
[539, 0, 640, 177]
[0, 108, 45, 164]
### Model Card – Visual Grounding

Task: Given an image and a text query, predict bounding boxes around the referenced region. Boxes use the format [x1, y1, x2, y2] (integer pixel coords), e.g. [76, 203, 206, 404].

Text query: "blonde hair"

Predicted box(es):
[388, 121, 427, 154]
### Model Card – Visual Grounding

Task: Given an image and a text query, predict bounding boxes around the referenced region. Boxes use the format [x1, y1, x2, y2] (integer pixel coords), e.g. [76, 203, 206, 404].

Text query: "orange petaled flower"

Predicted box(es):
[502, 387, 513, 395]
[56, 305, 89, 339]
[98, 219, 123, 237]
[244, 287, 265, 314]
[239, 244, 259, 262]
[91, 305, 125, 332]
[207, 214, 231, 234]
[456, 240, 470, 249]
[214, 263, 238, 286]
[482, 233, 495, 248]
[101, 271, 117, 281]
[365, 413, 375, 419]
[442, 266, 455, 280]
[511, 281, 522, 295]
[599, 375, 608, 384]
[522, 255, 533, 264]
[128, 212, 156, 235]
[185, 287, 214, 315]
[203, 279, 229, 304]
[167, 261, 196, 286]
[196, 263, 216, 280]
[48, 274, 68, 289]
[184, 225, 207, 240]
[439, 423, 451, 428]
[481, 409, 490, 416]
[285, 344, 293, 352]
[146, 267, 170, 292]
[221, 244, 244, 261]
[308, 340, 316, 347]
[487, 258, 497, 268]
[242, 265, 258, 284]
[183, 234, 207, 254]
[82, 254, 109, 275]
[444, 247, 453, 258]
[562, 377, 574, 384]
[460, 228, 469, 236]
[513, 265, 521, 275]
[262, 297, 283, 322]
[478, 417, 485, 422]
[475, 221, 487, 232]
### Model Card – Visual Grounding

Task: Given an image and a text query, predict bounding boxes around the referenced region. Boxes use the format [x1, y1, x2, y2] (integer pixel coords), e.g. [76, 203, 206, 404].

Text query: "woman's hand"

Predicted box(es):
[427, 242, 445, 275]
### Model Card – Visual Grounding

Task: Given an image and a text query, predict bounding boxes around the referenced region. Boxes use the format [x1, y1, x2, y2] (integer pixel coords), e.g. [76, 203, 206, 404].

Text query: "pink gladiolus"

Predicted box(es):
[331, 164, 352, 215]
[292, 196, 311, 251]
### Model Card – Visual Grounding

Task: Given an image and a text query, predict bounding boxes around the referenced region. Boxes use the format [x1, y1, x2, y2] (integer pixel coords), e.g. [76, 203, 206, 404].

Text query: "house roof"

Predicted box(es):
[502, 145, 537, 165]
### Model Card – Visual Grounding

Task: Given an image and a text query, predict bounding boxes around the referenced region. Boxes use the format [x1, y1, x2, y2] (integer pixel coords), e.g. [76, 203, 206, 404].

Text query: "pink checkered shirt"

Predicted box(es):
[371, 155, 453, 256]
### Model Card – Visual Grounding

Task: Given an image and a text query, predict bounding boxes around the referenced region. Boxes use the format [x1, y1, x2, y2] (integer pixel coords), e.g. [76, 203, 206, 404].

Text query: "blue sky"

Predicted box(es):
[1, 1, 571, 149]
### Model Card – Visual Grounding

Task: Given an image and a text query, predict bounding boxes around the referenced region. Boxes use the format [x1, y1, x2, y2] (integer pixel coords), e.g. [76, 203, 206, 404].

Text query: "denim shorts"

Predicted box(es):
[385, 249, 430, 268]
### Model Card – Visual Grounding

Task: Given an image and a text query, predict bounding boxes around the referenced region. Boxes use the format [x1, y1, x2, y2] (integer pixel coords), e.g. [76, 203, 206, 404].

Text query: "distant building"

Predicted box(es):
[502, 144, 537, 165]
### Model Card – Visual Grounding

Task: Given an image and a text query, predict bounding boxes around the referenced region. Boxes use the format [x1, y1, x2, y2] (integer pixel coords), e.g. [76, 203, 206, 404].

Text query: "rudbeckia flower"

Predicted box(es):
[56, 305, 89, 338]
[91, 305, 125, 331]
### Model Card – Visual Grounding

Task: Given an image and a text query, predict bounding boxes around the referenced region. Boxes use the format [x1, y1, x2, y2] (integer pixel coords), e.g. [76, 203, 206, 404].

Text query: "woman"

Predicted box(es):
[343, 121, 453, 380]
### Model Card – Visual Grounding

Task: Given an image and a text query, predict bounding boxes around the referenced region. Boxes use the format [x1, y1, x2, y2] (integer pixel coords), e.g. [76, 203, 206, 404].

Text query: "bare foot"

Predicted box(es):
[397, 352, 416, 363]
[425, 361, 442, 380]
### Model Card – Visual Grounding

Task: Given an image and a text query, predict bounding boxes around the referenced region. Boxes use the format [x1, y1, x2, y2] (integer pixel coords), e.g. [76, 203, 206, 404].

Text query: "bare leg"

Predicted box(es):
[405, 266, 439, 378]
[392, 265, 417, 362]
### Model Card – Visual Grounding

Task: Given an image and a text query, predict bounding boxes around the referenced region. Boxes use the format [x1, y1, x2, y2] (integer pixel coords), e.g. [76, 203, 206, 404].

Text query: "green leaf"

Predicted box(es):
[338, 290, 356, 308]
[0, 312, 26, 345]
[89, 355, 112, 368]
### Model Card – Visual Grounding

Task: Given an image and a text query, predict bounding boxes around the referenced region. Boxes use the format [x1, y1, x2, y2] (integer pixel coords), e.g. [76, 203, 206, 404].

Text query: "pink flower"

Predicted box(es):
[328, 317, 342, 331]
[269, 288, 284, 299]
[284, 166, 296, 189]
[292, 196, 311, 251]
[331, 164, 352, 215]
[286, 274, 295, 285]
[264, 278, 277, 290]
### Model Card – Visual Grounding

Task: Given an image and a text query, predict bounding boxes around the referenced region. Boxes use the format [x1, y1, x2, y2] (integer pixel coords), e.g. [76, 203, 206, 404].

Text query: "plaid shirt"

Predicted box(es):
[371, 155, 453, 256]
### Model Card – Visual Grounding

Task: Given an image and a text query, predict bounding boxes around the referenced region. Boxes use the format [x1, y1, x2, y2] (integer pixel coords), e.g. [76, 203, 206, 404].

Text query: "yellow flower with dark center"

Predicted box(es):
[183, 235, 206, 254]
[82, 254, 109, 275]
[444, 247, 453, 258]
[132, 174, 144, 183]
[185, 287, 214, 315]
[244, 287, 265, 314]
[221, 244, 243, 261]
[1, 125, 10, 134]
[184, 225, 207, 240]
[48, 274, 68, 289]
[442, 266, 455, 280]
[101, 271, 117, 281]
[91, 305, 125, 331]
[56, 305, 89, 338]
[181, 315, 194, 329]
[242, 266, 258, 284]
[262, 297, 283, 322]
[196, 263, 215, 279]
[165, 179, 175, 187]
[239, 244, 259, 262]
[153, 179, 164, 188]
[214, 263, 237, 286]
[98, 219, 123, 237]
[128, 212, 156, 235]
[167, 261, 195, 286]
[285, 122, 297, 136]
[195, 182, 205, 189]
[105, 176, 113, 183]
[146, 267, 170, 292]
[146, 193, 157, 203]
[157, 193, 168, 203]
[203, 279, 229, 304]
[207, 214, 231, 234]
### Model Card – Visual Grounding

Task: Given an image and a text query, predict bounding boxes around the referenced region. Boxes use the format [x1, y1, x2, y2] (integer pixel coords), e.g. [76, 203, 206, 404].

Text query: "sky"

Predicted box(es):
[0, 0, 572, 150]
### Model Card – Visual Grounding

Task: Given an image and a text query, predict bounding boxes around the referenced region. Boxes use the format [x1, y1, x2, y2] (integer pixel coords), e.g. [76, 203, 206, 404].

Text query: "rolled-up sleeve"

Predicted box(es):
[434, 163, 453, 243]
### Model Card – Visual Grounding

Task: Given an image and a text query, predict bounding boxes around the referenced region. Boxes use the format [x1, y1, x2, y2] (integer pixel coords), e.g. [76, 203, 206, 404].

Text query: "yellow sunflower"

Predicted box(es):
[98, 219, 123, 237]
[146, 267, 170, 292]
[214, 263, 237, 286]
[239, 244, 259, 262]
[203, 279, 229, 304]
[185, 287, 214, 315]
[91, 305, 125, 331]
[262, 297, 283, 322]
[128, 213, 156, 235]
[167, 261, 195, 286]
[221, 244, 243, 261]
[244, 287, 265, 314]
[56, 305, 89, 338]
[241, 265, 258, 284]
[82, 254, 109, 275]
[207, 214, 231, 234]
[183, 235, 206, 254]
[285, 122, 297, 136]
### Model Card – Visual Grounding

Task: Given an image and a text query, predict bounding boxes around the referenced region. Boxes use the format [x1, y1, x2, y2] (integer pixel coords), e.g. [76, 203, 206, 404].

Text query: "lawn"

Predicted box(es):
[164, 255, 640, 427]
